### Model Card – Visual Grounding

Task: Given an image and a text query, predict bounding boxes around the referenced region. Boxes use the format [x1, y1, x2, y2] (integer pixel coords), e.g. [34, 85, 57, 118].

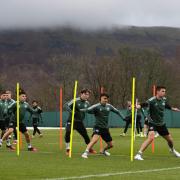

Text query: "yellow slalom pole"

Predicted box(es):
[16, 83, 20, 156]
[130, 77, 135, 161]
[69, 81, 78, 158]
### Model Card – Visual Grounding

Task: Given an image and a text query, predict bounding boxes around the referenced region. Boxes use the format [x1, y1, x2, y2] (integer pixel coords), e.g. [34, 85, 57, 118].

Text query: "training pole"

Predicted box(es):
[16, 83, 20, 156]
[59, 87, 63, 150]
[130, 77, 136, 161]
[69, 81, 78, 158]
[20, 132, 23, 149]
[99, 86, 104, 151]
[152, 85, 156, 153]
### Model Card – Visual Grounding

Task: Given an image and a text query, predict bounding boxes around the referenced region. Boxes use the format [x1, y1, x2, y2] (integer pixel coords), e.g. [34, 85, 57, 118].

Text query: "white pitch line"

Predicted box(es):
[43, 166, 180, 180]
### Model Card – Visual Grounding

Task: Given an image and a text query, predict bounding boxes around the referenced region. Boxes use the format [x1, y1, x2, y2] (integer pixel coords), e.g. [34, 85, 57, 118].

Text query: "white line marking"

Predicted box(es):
[43, 166, 180, 180]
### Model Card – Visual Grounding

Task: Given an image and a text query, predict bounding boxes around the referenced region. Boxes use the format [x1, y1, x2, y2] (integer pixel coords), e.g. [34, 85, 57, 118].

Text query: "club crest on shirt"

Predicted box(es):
[106, 107, 110, 111]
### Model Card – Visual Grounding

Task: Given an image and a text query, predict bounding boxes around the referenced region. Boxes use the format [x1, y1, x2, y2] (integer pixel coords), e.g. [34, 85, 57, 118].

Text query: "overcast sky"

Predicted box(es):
[0, 0, 180, 30]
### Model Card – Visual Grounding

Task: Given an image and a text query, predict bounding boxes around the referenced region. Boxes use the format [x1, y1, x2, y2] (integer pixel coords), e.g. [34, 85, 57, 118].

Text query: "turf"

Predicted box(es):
[0, 128, 180, 180]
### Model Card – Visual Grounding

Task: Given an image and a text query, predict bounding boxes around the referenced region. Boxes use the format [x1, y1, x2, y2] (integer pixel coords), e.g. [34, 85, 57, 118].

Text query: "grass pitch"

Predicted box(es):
[0, 128, 180, 180]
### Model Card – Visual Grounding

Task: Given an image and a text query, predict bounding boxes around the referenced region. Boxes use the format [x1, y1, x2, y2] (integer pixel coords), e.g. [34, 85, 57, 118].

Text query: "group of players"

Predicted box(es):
[64, 86, 180, 160]
[1, 86, 180, 161]
[0, 89, 43, 151]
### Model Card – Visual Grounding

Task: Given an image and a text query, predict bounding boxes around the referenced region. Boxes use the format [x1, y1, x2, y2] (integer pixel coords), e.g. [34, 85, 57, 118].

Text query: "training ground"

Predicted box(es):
[0, 128, 180, 180]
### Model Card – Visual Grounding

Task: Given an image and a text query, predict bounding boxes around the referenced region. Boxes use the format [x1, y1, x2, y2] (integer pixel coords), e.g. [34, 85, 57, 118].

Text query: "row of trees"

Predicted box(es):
[1, 47, 180, 110]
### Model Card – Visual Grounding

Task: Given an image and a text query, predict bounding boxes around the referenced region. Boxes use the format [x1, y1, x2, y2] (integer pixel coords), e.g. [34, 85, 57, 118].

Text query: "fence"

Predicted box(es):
[25, 110, 180, 128]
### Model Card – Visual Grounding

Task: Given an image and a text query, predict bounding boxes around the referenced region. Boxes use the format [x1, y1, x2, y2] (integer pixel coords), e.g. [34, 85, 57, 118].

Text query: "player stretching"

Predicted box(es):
[64, 88, 96, 155]
[0, 89, 38, 151]
[81, 93, 125, 158]
[135, 86, 180, 160]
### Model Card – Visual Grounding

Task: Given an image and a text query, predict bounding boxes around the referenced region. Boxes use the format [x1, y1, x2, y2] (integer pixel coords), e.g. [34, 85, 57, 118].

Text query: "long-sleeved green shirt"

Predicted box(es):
[8, 101, 38, 123]
[0, 99, 7, 121]
[81, 103, 125, 128]
[65, 97, 90, 122]
[141, 96, 171, 126]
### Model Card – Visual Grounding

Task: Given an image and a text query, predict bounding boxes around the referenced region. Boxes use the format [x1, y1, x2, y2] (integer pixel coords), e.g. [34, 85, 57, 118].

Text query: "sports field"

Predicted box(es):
[0, 128, 180, 180]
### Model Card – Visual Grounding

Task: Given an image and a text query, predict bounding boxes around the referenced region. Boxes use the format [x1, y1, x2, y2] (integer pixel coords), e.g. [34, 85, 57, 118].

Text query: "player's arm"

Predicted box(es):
[80, 103, 99, 114]
[140, 108, 147, 119]
[37, 106, 43, 113]
[7, 101, 16, 112]
[39, 113, 43, 123]
[165, 103, 180, 112]
[110, 105, 125, 120]
[140, 102, 149, 108]
[27, 104, 38, 114]
[64, 99, 76, 112]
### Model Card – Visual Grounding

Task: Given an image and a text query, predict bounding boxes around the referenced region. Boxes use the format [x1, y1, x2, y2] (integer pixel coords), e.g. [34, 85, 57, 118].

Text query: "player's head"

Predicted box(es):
[156, 86, 166, 98]
[0, 90, 7, 100]
[80, 88, 91, 100]
[100, 93, 109, 105]
[5, 90, 12, 99]
[19, 89, 27, 102]
[127, 101, 131, 107]
[32, 100, 38, 107]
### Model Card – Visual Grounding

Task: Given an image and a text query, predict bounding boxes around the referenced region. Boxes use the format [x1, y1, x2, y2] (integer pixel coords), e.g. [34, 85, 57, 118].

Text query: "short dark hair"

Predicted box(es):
[100, 93, 109, 99]
[32, 100, 38, 104]
[5, 90, 12, 94]
[156, 86, 166, 92]
[80, 88, 91, 94]
[19, 88, 26, 95]
[0, 90, 6, 95]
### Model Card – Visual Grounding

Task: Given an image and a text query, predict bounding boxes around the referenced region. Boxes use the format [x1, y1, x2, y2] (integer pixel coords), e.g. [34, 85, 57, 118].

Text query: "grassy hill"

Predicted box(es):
[0, 26, 180, 109]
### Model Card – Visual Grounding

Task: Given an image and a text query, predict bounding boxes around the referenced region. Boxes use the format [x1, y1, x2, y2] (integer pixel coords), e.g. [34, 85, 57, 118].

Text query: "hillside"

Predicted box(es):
[0, 26, 180, 109]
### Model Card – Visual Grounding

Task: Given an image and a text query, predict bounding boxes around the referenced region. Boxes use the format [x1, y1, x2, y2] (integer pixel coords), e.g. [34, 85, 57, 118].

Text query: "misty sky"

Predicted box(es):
[0, 0, 180, 30]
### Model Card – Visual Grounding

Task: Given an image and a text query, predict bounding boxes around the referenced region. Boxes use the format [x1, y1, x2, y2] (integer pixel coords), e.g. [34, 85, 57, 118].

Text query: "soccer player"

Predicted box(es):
[64, 88, 96, 155]
[0, 89, 37, 151]
[5, 90, 17, 144]
[0, 91, 8, 140]
[134, 86, 180, 160]
[120, 101, 144, 137]
[0, 90, 14, 150]
[29, 100, 43, 138]
[81, 93, 125, 158]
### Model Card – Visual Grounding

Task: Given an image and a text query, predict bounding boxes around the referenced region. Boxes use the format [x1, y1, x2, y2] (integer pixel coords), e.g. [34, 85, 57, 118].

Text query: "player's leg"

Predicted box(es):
[1, 127, 14, 149]
[137, 115, 143, 137]
[81, 134, 100, 158]
[143, 119, 149, 137]
[36, 126, 42, 136]
[76, 122, 96, 154]
[76, 122, 90, 144]
[20, 123, 36, 151]
[100, 128, 113, 156]
[121, 118, 131, 136]
[64, 121, 71, 155]
[135, 124, 155, 160]
[136, 120, 140, 135]
[159, 125, 180, 157]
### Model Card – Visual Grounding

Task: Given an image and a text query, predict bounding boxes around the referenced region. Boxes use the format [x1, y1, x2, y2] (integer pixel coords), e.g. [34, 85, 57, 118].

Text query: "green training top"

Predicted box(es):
[8, 101, 38, 123]
[30, 106, 42, 119]
[82, 103, 125, 129]
[0, 99, 7, 121]
[65, 97, 90, 122]
[142, 96, 171, 126]
[126, 106, 146, 118]
[5, 99, 15, 120]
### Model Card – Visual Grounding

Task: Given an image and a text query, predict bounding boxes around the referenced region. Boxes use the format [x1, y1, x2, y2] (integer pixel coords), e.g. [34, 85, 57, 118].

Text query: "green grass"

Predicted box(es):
[1, 128, 180, 180]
